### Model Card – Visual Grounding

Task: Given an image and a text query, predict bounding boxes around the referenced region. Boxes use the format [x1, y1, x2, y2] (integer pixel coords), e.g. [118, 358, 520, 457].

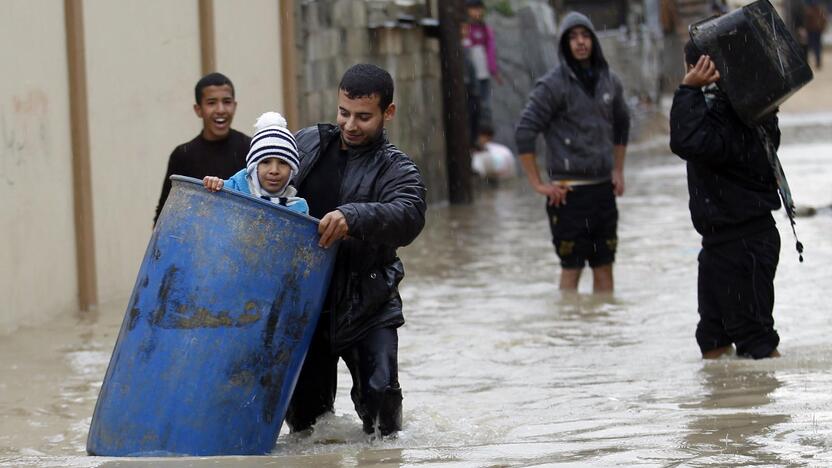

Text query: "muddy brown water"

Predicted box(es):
[2, 129, 831, 467]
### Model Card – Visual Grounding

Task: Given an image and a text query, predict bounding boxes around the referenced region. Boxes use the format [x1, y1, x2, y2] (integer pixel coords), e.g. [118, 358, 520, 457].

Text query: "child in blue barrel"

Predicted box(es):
[203, 111, 309, 214]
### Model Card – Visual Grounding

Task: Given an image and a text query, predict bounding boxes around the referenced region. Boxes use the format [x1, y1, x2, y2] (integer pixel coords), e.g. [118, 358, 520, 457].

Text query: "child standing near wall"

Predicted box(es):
[465, 0, 501, 129]
[203, 112, 308, 215]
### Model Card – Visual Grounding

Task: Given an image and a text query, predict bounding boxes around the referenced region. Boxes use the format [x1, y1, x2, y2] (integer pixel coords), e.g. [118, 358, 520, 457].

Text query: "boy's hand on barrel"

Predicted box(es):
[318, 210, 349, 248]
[203, 176, 224, 192]
[682, 55, 720, 88]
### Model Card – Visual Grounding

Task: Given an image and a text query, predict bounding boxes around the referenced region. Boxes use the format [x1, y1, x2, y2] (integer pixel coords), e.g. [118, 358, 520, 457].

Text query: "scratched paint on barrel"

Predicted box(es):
[86, 176, 337, 456]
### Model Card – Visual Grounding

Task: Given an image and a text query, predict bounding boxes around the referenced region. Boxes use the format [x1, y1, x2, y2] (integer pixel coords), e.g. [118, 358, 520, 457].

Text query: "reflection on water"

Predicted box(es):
[682, 364, 788, 465]
[2, 139, 832, 466]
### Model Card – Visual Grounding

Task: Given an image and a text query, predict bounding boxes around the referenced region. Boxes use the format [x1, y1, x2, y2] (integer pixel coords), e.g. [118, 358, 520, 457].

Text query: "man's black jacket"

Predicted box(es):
[295, 124, 427, 351]
[669, 85, 781, 246]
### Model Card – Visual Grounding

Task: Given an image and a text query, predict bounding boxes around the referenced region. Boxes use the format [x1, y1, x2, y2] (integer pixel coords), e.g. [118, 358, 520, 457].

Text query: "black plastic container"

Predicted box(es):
[689, 0, 813, 126]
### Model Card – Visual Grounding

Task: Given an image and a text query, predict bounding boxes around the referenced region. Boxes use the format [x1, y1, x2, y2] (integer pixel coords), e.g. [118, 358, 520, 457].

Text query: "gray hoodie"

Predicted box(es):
[515, 12, 630, 181]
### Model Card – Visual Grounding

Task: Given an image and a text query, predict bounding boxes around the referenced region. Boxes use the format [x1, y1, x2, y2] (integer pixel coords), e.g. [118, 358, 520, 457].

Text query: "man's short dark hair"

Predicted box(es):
[339, 64, 395, 111]
[195, 72, 235, 105]
[684, 39, 705, 67]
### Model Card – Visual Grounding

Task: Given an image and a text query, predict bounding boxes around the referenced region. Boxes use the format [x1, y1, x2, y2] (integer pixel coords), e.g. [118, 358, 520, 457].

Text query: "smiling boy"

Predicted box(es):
[154, 72, 251, 224]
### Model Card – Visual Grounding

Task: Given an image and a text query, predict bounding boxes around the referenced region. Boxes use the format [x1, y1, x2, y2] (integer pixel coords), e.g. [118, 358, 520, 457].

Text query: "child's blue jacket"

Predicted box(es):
[225, 169, 310, 215]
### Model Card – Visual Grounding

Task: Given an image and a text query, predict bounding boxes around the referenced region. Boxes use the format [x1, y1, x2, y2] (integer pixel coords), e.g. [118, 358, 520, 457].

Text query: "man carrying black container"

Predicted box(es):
[286, 64, 427, 436]
[515, 12, 630, 293]
[669, 42, 782, 359]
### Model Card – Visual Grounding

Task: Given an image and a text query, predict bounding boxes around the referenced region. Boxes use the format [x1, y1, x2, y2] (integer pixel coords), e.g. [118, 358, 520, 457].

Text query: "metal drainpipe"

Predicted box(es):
[64, 0, 98, 312]
[199, 0, 216, 75]
[279, 0, 300, 130]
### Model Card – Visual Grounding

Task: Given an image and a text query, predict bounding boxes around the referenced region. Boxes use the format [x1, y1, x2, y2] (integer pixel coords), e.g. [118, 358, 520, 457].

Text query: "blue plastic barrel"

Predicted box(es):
[87, 176, 336, 456]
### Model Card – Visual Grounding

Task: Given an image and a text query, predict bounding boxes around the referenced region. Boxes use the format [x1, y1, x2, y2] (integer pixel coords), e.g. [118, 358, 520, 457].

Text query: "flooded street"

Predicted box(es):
[2, 122, 832, 467]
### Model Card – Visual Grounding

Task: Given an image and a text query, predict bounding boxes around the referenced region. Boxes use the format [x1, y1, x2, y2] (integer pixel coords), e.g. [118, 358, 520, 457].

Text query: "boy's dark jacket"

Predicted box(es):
[295, 124, 427, 351]
[669, 85, 781, 245]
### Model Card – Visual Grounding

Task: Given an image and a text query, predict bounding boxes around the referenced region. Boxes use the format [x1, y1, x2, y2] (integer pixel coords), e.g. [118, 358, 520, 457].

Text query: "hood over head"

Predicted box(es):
[557, 11, 608, 72]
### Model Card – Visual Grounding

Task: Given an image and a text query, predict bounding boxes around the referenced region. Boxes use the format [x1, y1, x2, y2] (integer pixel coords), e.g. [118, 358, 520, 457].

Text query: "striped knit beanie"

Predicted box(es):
[246, 112, 299, 194]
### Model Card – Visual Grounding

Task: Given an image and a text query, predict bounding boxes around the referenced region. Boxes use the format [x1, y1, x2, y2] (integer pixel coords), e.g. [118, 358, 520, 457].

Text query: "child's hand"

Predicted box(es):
[682, 55, 720, 88]
[203, 176, 224, 192]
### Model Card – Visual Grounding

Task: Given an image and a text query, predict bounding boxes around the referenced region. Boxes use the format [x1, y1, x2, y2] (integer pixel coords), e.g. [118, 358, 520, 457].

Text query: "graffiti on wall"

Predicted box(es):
[1, 90, 51, 186]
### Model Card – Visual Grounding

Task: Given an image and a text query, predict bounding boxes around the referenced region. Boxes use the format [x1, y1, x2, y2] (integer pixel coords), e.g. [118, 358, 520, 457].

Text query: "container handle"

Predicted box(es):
[687, 14, 720, 41]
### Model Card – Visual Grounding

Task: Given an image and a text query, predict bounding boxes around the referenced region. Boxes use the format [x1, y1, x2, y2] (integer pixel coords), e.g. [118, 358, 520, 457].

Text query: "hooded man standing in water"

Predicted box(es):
[286, 64, 427, 437]
[515, 12, 630, 292]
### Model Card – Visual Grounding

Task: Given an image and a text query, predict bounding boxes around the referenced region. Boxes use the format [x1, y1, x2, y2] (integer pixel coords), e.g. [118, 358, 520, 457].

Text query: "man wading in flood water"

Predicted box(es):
[670, 43, 785, 360]
[286, 64, 427, 437]
[515, 12, 630, 293]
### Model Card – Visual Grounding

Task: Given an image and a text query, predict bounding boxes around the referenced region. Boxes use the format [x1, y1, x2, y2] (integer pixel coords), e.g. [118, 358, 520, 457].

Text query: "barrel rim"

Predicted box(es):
[170, 175, 320, 225]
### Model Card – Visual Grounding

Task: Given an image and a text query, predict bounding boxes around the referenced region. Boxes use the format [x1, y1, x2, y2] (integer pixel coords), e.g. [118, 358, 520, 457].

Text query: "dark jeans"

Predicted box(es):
[467, 86, 481, 147]
[477, 78, 493, 129]
[285, 321, 402, 435]
[696, 226, 780, 359]
[808, 31, 823, 68]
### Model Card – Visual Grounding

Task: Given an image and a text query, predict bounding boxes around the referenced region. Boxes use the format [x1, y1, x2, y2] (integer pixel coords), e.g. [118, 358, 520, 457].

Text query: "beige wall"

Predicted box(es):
[214, 0, 285, 132]
[0, 1, 78, 333]
[1, 1, 289, 331]
[84, 0, 202, 303]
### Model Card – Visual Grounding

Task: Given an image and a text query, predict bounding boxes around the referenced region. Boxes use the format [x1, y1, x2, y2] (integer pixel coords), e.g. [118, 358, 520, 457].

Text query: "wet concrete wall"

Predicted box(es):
[295, 0, 448, 203]
[214, 0, 286, 132]
[86, 0, 291, 304]
[1, 1, 290, 332]
[487, 2, 560, 152]
[84, 0, 203, 304]
[0, 1, 78, 333]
